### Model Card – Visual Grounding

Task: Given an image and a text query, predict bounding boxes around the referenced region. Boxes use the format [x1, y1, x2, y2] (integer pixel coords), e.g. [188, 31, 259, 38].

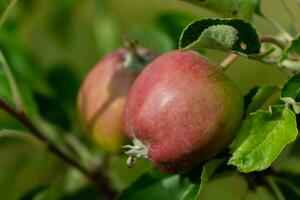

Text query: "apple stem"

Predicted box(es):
[123, 138, 148, 168]
[260, 35, 288, 50]
[220, 53, 239, 70]
[123, 40, 148, 71]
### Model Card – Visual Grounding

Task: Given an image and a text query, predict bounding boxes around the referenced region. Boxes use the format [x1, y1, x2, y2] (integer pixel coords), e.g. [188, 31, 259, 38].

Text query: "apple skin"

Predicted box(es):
[77, 48, 157, 153]
[123, 50, 244, 173]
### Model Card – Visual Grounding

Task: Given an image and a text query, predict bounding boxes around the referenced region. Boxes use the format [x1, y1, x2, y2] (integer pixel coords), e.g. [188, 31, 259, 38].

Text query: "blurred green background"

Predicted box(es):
[0, 0, 299, 199]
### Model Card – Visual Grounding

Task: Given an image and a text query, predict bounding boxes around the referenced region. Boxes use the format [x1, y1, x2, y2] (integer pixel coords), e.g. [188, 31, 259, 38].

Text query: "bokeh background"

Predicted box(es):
[0, 0, 299, 199]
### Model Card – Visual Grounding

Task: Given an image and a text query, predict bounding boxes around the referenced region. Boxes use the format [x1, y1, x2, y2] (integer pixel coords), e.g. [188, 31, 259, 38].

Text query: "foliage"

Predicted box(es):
[0, 0, 300, 200]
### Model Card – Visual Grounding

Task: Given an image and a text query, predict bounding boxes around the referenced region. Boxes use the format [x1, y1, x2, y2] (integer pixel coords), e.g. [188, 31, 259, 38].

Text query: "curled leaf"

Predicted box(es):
[179, 18, 260, 55]
[228, 106, 298, 173]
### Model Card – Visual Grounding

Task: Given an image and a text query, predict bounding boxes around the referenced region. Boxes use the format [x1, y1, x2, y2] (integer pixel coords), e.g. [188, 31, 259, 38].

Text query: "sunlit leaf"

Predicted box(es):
[228, 106, 298, 173]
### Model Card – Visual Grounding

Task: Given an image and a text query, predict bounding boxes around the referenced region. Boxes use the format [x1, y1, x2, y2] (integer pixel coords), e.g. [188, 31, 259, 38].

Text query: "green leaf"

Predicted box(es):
[180, 0, 259, 21]
[117, 167, 217, 200]
[281, 73, 300, 114]
[197, 173, 249, 200]
[19, 186, 62, 200]
[228, 106, 298, 173]
[182, 159, 225, 200]
[127, 25, 174, 53]
[117, 160, 226, 200]
[282, 73, 300, 101]
[19, 186, 48, 200]
[199, 159, 225, 194]
[115, 168, 171, 200]
[33, 92, 70, 130]
[179, 18, 260, 55]
[280, 37, 300, 73]
[245, 86, 281, 115]
[62, 186, 101, 200]
[155, 11, 199, 46]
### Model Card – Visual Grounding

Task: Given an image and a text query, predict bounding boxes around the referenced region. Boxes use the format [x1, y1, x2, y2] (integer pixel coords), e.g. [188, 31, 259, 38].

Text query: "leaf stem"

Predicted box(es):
[0, 0, 18, 27]
[264, 176, 286, 200]
[281, 0, 300, 34]
[0, 129, 43, 147]
[0, 49, 24, 112]
[220, 53, 239, 70]
[0, 97, 116, 200]
[280, 0, 296, 22]
[260, 35, 288, 50]
[275, 177, 300, 197]
[258, 13, 293, 41]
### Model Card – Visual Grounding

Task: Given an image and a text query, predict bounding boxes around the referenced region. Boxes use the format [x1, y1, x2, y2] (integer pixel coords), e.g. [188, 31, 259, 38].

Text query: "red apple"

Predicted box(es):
[123, 50, 243, 173]
[78, 47, 157, 153]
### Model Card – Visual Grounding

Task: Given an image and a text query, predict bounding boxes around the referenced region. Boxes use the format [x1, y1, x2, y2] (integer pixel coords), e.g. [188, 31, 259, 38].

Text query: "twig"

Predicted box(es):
[258, 13, 293, 41]
[0, 97, 116, 200]
[220, 54, 238, 70]
[281, 0, 300, 34]
[0, 129, 43, 147]
[0, 0, 18, 27]
[264, 176, 286, 200]
[0, 49, 24, 111]
[275, 177, 300, 197]
[280, 0, 296, 22]
[260, 35, 288, 50]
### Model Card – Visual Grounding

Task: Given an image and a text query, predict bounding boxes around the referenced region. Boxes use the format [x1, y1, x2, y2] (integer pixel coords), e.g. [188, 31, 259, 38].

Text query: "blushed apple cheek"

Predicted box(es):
[123, 50, 243, 172]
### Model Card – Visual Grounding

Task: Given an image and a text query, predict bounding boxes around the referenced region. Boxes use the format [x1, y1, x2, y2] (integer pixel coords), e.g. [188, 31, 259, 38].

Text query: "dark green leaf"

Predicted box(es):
[179, 18, 260, 55]
[282, 73, 300, 101]
[115, 168, 171, 200]
[228, 106, 298, 173]
[281, 73, 300, 114]
[33, 92, 71, 130]
[244, 86, 259, 112]
[117, 160, 227, 200]
[116, 167, 205, 200]
[46, 64, 79, 106]
[180, 0, 259, 21]
[19, 186, 47, 200]
[182, 159, 225, 200]
[281, 37, 300, 73]
[245, 86, 281, 115]
[155, 11, 198, 46]
[275, 173, 300, 199]
[62, 186, 101, 200]
[127, 25, 174, 53]
[19, 186, 62, 200]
